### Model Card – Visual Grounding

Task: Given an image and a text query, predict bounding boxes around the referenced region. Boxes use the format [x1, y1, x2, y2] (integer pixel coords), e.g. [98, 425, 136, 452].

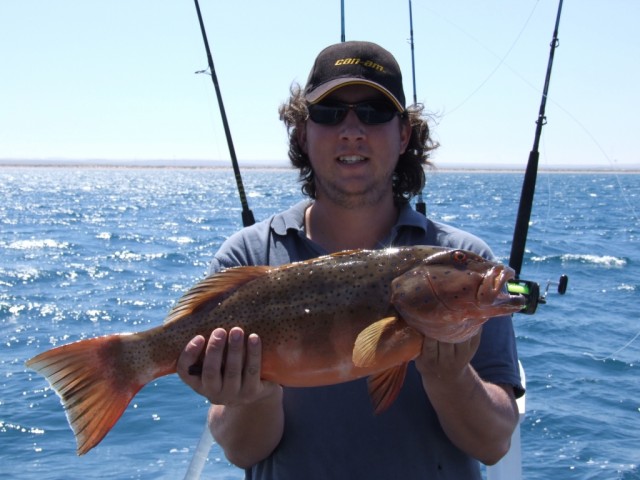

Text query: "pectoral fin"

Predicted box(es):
[354, 316, 423, 413]
[367, 363, 409, 414]
[353, 315, 422, 369]
[352, 316, 400, 368]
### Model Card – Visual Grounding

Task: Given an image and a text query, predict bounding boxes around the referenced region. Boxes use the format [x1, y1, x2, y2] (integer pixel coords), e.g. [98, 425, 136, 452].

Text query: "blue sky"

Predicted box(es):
[1, 0, 638, 168]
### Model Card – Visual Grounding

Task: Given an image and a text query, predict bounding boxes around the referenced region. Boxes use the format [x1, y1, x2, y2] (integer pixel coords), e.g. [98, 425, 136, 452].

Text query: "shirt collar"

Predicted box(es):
[270, 200, 311, 236]
[379, 202, 429, 247]
[396, 202, 428, 231]
[271, 200, 427, 239]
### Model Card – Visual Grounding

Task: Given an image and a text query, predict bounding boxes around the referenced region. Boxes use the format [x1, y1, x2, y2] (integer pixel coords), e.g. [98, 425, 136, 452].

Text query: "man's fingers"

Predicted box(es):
[244, 334, 262, 377]
[241, 333, 263, 397]
[179, 327, 272, 406]
[421, 336, 439, 361]
[200, 328, 229, 390]
[177, 335, 206, 387]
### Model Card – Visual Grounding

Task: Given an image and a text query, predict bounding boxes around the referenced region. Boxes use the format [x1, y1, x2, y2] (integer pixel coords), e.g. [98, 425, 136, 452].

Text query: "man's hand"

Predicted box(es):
[177, 327, 281, 406]
[414, 327, 482, 382]
[177, 327, 284, 468]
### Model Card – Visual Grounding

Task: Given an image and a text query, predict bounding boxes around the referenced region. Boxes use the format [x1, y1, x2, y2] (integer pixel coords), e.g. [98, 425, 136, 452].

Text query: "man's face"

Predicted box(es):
[298, 85, 411, 209]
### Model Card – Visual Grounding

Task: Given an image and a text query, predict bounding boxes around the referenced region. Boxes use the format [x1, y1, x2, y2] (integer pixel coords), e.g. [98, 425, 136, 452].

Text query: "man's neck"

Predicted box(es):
[304, 198, 399, 253]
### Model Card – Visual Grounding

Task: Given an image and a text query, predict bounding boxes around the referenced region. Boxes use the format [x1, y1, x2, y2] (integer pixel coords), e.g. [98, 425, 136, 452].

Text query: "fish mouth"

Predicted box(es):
[480, 266, 527, 311]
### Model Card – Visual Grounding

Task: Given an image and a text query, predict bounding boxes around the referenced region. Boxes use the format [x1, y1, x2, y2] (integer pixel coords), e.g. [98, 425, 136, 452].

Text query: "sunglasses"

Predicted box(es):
[307, 100, 401, 126]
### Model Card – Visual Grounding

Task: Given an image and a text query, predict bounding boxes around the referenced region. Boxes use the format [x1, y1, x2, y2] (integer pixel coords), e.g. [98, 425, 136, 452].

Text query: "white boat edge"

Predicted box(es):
[486, 360, 526, 480]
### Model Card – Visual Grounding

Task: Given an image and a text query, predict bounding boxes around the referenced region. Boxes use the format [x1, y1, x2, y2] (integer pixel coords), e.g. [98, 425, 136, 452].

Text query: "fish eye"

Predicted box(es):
[451, 251, 468, 265]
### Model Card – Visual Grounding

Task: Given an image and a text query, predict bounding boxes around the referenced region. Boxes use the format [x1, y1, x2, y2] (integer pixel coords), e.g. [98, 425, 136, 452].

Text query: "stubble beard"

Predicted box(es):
[314, 171, 395, 210]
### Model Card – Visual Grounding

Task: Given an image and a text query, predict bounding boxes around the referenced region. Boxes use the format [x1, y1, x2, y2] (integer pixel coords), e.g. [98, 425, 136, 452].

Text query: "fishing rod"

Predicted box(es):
[340, 0, 346, 42]
[408, 0, 426, 216]
[506, 0, 568, 314]
[185, 7, 257, 474]
[338, 1, 425, 213]
[192, 0, 255, 227]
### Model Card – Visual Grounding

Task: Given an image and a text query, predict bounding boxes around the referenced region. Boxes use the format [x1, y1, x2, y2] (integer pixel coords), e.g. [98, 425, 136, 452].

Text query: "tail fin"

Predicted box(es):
[26, 334, 145, 455]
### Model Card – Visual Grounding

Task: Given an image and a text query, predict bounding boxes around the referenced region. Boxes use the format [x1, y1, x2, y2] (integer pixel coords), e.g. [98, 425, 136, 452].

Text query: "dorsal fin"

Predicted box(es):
[327, 248, 369, 257]
[275, 248, 368, 272]
[163, 266, 271, 325]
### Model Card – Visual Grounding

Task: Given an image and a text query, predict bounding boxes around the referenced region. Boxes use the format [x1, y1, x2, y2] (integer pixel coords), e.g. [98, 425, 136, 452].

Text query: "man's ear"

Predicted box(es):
[399, 118, 412, 154]
[296, 123, 308, 154]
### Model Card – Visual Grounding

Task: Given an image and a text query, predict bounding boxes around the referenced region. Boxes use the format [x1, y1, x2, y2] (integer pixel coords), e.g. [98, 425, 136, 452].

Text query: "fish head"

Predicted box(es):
[390, 249, 525, 343]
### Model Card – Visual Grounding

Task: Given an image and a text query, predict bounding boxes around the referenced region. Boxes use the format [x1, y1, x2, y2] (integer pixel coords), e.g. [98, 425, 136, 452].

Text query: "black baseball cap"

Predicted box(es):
[304, 41, 406, 112]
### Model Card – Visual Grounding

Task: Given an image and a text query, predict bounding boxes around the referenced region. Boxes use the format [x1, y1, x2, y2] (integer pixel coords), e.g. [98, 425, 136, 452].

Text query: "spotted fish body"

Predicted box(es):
[26, 246, 524, 455]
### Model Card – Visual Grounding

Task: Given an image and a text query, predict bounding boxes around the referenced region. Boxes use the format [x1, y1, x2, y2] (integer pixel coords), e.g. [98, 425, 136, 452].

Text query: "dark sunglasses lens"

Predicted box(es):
[308, 101, 398, 125]
[308, 104, 347, 125]
[355, 102, 397, 124]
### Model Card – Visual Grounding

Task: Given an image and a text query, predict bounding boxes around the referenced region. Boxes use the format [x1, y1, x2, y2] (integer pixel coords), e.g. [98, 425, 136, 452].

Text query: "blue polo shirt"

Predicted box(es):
[210, 200, 523, 480]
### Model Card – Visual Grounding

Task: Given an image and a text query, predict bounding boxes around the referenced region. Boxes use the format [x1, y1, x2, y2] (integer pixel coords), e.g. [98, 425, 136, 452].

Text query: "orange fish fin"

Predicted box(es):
[164, 266, 271, 325]
[367, 363, 409, 414]
[352, 316, 400, 368]
[25, 334, 148, 455]
[276, 249, 365, 271]
[327, 248, 366, 257]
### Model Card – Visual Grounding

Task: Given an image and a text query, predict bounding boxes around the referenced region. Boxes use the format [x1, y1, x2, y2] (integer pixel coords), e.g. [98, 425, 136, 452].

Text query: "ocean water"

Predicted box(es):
[1, 167, 638, 479]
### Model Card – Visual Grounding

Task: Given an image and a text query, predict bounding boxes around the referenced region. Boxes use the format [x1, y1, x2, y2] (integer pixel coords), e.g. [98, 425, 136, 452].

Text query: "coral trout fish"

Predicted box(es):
[26, 246, 525, 455]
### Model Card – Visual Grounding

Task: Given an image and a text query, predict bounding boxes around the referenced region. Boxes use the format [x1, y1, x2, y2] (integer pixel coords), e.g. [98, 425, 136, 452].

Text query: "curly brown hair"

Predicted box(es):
[278, 83, 438, 206]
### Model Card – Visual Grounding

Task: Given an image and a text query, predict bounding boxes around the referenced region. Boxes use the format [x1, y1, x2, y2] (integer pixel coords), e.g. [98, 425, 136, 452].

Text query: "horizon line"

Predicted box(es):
[1, 158, 639, 174]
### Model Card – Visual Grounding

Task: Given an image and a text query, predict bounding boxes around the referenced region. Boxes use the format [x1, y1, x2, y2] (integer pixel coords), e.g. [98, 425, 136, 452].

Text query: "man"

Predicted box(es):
[177, 40, 523, 479]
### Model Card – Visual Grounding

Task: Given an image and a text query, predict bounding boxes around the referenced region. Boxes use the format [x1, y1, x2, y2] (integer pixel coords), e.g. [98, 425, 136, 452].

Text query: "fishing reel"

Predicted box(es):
[507, 275, 568, 314]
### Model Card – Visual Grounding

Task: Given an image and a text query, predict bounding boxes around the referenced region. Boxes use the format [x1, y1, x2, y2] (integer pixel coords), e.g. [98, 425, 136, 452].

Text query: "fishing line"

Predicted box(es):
[528, 135, 553, 277]
[195, 71, 226, 165]
[536, 104, 640, 361]
[585, 329, 640, 362]
[544, 97, 640, 226]
[425, 1, 541, 118]
[432, 0, 640, 233]
[539, 65, 640, 361]
[539, 107, 640, 362]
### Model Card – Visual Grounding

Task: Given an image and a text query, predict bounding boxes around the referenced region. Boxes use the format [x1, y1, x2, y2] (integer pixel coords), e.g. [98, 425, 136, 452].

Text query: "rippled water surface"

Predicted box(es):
[1, 167, 638, 479]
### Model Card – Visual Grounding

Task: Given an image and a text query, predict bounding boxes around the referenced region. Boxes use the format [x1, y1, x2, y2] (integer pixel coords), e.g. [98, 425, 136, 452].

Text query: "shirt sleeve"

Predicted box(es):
[208, 218, 273, 274]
